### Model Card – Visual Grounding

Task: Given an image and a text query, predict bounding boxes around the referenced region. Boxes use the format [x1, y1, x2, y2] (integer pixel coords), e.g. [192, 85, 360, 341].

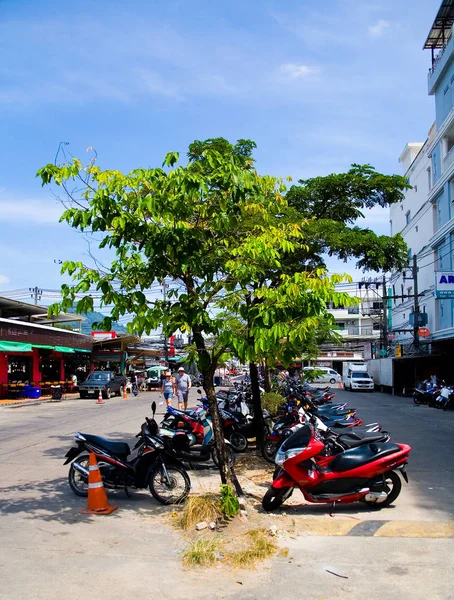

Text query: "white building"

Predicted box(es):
[386, 0, 454, 388]
[389, 136, 435, 347]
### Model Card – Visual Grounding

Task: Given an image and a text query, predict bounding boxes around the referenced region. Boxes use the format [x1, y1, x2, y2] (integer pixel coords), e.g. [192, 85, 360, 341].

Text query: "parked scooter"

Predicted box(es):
[160, 404, 236, 466]
[64, 402, 191, 505]
[263, 423, 410, 511]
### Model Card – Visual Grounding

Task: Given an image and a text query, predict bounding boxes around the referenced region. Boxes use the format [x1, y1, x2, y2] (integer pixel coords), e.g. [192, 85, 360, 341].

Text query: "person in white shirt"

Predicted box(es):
[176, 367, 191, 410]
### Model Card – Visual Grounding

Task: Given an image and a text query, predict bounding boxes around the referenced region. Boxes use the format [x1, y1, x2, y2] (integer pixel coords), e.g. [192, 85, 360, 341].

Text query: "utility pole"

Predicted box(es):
[162, 280, 169, 367]
[413, 254, 419, 351]
[382, 275, 388, 355]
[29, 286, 42, 305]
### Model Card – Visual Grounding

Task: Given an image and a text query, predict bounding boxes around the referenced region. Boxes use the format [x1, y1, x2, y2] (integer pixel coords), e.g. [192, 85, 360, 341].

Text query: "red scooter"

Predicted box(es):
[262, 424, 411, 511]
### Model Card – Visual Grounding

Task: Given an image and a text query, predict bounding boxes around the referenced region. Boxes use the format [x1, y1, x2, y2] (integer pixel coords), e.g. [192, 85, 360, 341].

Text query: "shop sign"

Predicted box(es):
[363, 342, 372, 360]
[91, 331, 117, 340]
[418, 327, 431, 337]
[395, 344, 402, 358]
[435, 272, 454, 298]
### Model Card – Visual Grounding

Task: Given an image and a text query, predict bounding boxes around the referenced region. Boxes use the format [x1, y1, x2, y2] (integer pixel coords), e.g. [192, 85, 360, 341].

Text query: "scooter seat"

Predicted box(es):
[337, 433, 387, 448]
[330, 442, 401, 472]
[81, 433, 130, 457]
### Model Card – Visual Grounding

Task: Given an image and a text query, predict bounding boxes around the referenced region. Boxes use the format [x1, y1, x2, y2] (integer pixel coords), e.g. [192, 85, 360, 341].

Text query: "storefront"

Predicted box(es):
[0, 318, 92, 399]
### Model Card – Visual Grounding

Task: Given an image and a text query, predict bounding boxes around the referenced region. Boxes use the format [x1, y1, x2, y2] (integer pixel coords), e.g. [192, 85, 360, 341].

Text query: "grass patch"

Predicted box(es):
[178, 494, 222, 530]
[183, 537, 222, 567]
[230, 529, 277, 568]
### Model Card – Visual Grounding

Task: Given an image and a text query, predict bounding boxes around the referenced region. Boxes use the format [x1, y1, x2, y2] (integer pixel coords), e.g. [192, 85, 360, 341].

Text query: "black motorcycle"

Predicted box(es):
[63, 402, 191, 505]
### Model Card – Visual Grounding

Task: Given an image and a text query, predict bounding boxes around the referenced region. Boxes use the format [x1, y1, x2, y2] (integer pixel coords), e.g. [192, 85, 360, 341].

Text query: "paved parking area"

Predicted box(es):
[0, 388, 453, 599]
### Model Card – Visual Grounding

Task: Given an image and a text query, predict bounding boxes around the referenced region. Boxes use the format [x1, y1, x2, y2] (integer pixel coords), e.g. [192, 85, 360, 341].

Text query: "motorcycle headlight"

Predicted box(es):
[275, 447, 301, 466]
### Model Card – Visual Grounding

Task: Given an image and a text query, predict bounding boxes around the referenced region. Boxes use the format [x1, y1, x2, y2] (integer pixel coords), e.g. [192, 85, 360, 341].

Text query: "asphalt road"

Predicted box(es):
[0, 388, 453, 600]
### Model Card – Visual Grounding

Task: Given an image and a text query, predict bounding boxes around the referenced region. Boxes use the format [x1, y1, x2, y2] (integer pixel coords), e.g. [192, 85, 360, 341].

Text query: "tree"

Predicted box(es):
[285, 164, 409, 272]
[217, 164, 410, 426]
[37, 139, 289, 484]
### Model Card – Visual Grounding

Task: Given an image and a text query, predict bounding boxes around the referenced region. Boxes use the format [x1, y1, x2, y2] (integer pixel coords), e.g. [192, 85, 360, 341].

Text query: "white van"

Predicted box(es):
[303, 367, 342, 385]
[344, 367, 374, 391]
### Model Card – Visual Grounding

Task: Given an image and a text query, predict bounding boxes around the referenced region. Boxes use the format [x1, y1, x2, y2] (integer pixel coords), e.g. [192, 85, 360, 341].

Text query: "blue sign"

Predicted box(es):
[435, 272, 454, 298]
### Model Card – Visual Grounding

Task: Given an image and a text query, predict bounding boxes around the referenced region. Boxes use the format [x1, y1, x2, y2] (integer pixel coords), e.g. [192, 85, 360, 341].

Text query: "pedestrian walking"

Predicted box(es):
[160, 372, 175, 406]
[176, 366, 191, 410]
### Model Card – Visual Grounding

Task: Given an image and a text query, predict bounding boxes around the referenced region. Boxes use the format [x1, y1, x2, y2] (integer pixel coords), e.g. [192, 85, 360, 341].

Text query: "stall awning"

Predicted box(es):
[0, 341, 83, 354]
[0, 341, 33, 352]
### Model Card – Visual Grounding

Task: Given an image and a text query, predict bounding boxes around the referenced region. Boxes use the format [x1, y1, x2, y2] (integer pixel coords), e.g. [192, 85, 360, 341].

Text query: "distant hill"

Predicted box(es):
[67, 309, 127, 336]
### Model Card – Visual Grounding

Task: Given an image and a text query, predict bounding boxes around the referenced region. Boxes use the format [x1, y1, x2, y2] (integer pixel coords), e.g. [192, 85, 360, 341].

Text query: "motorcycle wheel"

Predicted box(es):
[229, 431, 248, 452]
[363, 470, 402, 508]
[413, 393, 422, 405]
[68, 454, 90, 497]
[262, 441, 280, 464]
[212, 445, 236, 467]
[262, 486, 293, 511]
[148, 464, 191, 505]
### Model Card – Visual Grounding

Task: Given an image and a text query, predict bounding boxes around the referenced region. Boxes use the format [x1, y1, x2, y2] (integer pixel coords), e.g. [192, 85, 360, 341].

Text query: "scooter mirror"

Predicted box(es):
[197, 389, 202, 395]
[151, 401, 156, 417]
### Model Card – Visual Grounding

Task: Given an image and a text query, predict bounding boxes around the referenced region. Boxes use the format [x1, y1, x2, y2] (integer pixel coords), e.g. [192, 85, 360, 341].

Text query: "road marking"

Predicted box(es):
[292, 518, 454, 538]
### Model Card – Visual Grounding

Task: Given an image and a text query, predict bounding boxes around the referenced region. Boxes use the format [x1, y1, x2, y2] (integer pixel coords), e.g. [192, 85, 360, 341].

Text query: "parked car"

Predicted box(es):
[303, 367, 341, 385]
[79, 371, 127, 399]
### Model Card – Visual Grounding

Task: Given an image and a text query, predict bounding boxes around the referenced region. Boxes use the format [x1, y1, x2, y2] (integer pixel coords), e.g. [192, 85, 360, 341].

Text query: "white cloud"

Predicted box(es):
[0, 194, 64, 225]
[136, 69, 184, 100]
[278, 63, 319, 80]
[0, 274, 10, 286]
[368, 20, 390, 37]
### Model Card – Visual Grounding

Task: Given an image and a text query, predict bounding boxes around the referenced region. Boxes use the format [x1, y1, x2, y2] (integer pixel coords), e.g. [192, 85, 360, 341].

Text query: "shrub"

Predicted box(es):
[230, 529, 277, 568]
[261, 392, 285, 416]
[183, 537, 222, 567]
[178, 494, 222, 530]
[220, 484, 239, 519]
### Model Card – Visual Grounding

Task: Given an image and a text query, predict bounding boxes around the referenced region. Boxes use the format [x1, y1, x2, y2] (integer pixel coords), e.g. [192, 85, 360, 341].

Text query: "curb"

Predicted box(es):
[292, 518, 454, 538]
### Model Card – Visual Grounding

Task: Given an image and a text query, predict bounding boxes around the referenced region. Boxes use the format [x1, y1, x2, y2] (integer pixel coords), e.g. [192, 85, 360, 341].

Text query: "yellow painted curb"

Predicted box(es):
[375, 521, 454, 539]
[291, 518, 454, 538]
[294, 518, 358, 536]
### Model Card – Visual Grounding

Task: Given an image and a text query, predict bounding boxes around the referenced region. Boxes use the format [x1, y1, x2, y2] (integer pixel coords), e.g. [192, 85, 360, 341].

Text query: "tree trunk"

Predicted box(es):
[249, 361, 265, 447]
[202, 373, 232, 486]
[263, 359, 272, 393]
[190, 326, 232, 486]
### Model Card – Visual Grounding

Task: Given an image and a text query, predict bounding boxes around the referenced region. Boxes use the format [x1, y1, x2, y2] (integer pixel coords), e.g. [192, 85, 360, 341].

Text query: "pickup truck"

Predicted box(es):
[79, 371, 127, 399]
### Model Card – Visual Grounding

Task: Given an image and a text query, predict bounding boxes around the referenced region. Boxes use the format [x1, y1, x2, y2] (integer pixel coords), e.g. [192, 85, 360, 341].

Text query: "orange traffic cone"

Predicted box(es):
[123, 386, 127, 399]
[80, 453, 118, 515]
[96, 389, 104, 404]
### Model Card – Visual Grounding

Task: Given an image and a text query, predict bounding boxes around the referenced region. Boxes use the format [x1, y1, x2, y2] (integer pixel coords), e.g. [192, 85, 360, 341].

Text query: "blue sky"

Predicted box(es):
[0, 0, 440, 300]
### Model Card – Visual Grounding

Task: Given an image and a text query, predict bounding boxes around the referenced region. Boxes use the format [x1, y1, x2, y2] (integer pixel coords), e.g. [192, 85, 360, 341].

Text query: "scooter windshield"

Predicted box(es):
[280, 425, 312, 451]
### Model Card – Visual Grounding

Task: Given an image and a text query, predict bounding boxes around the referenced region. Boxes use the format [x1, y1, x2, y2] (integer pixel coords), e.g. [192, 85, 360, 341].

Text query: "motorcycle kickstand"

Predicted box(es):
[329, 501, 337, 518]
[124, 485, 131, 498]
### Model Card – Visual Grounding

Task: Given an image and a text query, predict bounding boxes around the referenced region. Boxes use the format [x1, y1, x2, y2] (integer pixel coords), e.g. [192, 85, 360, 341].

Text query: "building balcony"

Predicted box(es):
[336, 327, 381, 339]
[428, 28, 454, 95]
[443, 143, 454, 173]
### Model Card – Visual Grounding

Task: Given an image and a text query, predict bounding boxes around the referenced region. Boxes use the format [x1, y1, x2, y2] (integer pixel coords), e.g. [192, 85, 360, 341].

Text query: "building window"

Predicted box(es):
[337, 322, 345, 330]
[401, 205, 404, 211]
[373, 323, 381, 331]
[427, 167, 432, 190]
[408, 248, 413, 261]
[405, 210, 411, 225]
[403, 314, 406, 319]
[415, 225, 418, 232]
